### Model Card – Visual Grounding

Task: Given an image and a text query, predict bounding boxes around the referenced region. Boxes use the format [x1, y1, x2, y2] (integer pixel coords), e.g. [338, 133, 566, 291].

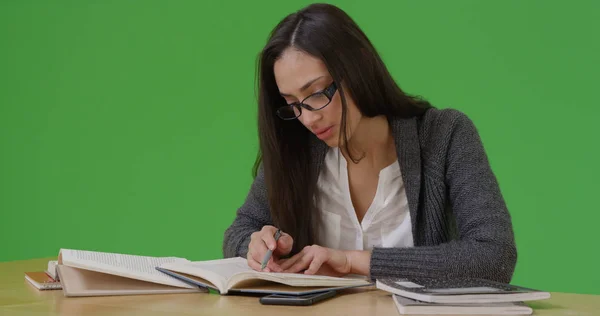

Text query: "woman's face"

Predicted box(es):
[273, 48, 362, 148]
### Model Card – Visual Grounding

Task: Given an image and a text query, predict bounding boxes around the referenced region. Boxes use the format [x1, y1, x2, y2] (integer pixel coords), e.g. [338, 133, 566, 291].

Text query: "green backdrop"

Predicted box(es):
[1, 1, 598, 295]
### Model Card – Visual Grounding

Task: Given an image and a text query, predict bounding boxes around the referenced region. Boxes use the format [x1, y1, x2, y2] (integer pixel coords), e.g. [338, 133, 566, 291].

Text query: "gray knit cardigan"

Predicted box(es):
[223, 108, 517, 283]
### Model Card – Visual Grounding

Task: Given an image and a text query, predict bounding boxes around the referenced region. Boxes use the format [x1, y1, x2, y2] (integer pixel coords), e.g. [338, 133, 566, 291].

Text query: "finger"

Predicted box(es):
[247, 247, 262, 264]
[274, 233, 294, 256]
[261, 233, 278, 251]
[247, 251, 263, 271]
[279, 251, 303, 271]
[248, 231, 272, 271]
[286, 250, 314, 273]
[277, 257, 294, 271]
[250, 243, 285, 272]
[267, 258, 283, 272]
[260, 226, 279, 250]
[249, 240, 270, 266]
[304, 252, 326, 275]
[287, 254, 313, 273]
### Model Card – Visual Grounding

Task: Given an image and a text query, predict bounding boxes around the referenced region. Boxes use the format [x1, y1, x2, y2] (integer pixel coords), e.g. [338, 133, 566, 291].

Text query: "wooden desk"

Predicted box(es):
[0, 258, 598, 315]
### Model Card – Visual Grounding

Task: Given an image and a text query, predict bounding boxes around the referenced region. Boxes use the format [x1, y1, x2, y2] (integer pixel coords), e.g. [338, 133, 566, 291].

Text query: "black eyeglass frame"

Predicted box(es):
[275, 82, 338, 120]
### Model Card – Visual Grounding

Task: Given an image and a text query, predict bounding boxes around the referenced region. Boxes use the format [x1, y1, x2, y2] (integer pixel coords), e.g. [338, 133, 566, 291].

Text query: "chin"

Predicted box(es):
[323, 139, 340, 148]
[323, 131, 341, 148]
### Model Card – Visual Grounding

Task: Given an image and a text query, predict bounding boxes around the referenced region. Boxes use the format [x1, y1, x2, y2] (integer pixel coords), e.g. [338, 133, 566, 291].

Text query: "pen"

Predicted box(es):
[261, 229, 281, 271]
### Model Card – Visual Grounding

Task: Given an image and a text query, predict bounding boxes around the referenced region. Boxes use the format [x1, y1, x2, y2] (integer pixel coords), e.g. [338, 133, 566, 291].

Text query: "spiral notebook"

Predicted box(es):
[25, 271, 62, 290]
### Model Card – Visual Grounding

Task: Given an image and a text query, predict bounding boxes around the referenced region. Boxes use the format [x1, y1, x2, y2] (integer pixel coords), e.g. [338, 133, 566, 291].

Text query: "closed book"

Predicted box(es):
[25, 271, 62, 290]
[376, 277, 551, 304]
[393, 295, 533, 315]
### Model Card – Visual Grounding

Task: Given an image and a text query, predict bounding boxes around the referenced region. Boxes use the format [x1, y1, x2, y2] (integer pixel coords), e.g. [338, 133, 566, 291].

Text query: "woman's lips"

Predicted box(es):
[313, 126, 334, 140]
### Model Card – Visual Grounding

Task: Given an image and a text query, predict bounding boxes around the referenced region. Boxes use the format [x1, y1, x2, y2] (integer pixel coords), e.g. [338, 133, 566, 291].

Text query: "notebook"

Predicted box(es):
[376, 277, 551, 304]
[156, 257, 372, 295]
[392, 295, 533, 315]
[25, 271, 62, 290]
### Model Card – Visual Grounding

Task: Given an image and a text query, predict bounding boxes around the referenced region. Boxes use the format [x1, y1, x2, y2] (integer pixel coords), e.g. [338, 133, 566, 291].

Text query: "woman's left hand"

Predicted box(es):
[278, 245, 352, 277]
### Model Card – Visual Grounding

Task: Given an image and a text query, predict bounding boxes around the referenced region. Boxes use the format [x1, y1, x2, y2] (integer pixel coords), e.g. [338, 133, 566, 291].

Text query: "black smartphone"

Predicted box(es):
[259, 290, 337, 306]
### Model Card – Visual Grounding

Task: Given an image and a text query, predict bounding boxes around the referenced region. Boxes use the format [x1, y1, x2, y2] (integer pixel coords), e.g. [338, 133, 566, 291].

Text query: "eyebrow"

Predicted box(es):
[279, 75, 325, 97]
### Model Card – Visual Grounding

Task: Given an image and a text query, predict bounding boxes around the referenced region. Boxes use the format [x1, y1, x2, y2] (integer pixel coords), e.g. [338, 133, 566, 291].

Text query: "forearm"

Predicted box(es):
[369, 240, 516, 283]
[223, 221, 255, 258]
[223, 164, 273, 258]
[223, 206, 272, 258]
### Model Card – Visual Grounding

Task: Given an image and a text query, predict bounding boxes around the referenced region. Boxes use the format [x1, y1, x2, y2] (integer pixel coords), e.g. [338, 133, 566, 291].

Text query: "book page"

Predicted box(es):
[187, 257, 252, 279]
[159, 257, 251, 292]
[60, 249, 194, 288]
[159, 257, 371, 293]
[228, 270, 371, 289]
[173, 257, 362, 282]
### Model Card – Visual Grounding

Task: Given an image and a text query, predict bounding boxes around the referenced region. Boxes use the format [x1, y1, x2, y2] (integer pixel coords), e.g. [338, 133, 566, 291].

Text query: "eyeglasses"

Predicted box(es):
[276, 82, 337, 120]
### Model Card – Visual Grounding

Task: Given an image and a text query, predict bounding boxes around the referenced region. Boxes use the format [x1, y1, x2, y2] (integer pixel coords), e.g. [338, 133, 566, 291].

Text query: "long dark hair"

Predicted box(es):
[253, 3, 430, 254]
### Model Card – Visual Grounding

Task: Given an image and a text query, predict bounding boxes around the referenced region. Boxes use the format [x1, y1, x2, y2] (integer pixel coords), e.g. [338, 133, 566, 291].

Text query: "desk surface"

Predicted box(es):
[0, 258, 598, 316]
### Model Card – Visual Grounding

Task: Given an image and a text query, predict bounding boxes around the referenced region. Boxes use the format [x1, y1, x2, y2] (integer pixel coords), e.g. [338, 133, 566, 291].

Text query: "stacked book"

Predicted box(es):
[376, 277, 551, 315]
[24, 260, 62, 290]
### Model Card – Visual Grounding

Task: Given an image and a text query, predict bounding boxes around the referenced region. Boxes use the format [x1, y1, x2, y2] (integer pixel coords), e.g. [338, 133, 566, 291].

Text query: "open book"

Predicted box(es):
[156, 257, 372, 295]
[56, 248, 371, 297]
[57, 249, 206, 297]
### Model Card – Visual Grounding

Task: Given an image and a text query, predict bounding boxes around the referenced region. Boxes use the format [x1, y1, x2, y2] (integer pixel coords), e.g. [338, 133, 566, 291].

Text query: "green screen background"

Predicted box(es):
[1, 1, 598, 295]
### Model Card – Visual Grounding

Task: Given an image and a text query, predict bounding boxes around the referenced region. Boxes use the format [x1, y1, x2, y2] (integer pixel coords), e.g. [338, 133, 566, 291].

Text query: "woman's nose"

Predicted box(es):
[299, 109, 322, 127]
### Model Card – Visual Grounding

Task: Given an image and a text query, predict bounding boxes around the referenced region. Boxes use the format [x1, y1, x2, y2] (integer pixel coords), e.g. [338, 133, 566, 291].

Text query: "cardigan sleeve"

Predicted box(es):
[222, 164, 273, 258]
[369, 110, 517, 283]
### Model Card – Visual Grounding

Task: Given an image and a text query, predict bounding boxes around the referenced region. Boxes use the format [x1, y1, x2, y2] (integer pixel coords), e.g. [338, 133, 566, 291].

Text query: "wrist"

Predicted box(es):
[345, 250, 371, 276]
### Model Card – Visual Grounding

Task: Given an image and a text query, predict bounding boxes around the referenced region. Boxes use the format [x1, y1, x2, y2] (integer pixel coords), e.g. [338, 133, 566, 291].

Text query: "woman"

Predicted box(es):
[223, 3, 517, 283]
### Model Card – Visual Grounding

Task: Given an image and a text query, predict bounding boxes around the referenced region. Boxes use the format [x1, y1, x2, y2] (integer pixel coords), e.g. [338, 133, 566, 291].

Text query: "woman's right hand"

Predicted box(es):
[247, 225, 294, 272]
